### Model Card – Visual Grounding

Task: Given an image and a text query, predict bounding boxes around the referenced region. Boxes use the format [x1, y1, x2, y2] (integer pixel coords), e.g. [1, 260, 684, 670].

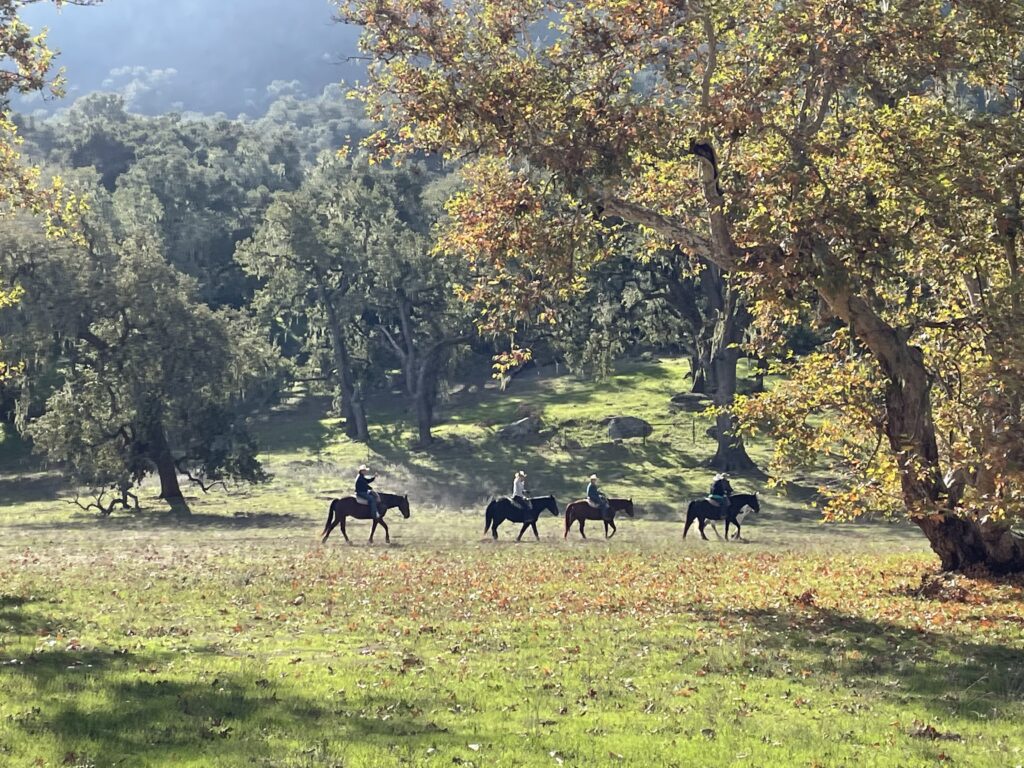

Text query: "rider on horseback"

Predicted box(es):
[708, 472, 733, 515]
[512, 470, 530, 513]
[356, 465, 381, 520]
[587, 474, 611, 521]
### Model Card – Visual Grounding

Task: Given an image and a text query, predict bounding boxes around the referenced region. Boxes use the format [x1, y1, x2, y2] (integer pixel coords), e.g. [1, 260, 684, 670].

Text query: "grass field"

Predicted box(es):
[1, 358, 1022, 766]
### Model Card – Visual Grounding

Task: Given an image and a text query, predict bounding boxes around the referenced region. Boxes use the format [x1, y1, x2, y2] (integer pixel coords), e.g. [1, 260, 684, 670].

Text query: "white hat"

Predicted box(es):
[516, 470, 527, 478]
[589, 474, 599, 481]
[358, 464, 369, 473]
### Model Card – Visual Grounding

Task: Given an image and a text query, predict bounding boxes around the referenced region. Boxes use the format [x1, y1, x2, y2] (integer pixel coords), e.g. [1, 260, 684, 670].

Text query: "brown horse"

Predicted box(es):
[321, 492, 410, 544]
[564, 497, 635, 539]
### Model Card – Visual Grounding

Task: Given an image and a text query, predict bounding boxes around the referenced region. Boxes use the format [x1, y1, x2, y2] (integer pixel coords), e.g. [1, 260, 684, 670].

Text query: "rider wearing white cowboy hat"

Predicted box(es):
[586, 473, 611, 520]
[355, 464, 381, 519]
[512, 469, 530, 512]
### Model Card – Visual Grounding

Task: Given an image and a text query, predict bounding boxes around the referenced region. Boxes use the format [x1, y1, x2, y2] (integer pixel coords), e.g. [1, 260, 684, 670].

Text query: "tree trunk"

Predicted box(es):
[149, 423, 184, 503]
[318, 281, 368, 441]
[412, 350, 442, 446]
[803, 242, 1024, 571]
[810, 241, 946, 510]
[709, 346, 757, 471]
[414, 384, 434, 445]
[914, 514, 1024, 574]
[690, 345, 710, 394]
[753, 357, 768, 393]
[699, 263, 756, 472]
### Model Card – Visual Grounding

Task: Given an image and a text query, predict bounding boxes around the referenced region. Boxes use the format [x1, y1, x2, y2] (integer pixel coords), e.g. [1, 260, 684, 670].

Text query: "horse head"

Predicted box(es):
[544, 496, 560, 516]
[399, 494, 411, 519]
[623, 498, 635, 517]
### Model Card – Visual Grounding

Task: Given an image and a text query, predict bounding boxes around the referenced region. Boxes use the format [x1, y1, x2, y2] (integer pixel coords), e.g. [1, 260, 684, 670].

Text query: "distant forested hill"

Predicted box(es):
[17, 0, 363, 116]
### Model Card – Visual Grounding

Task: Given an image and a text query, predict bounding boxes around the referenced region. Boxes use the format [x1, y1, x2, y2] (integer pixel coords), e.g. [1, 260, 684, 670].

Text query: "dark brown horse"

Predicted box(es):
[563, 497, 634, 539]
[321, 492, 410, 544]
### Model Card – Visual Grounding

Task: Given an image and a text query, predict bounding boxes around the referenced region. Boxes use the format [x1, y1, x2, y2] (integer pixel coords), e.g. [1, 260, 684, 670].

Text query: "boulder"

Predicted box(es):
[498, 416, 541, 440]
[670, 391, 710, 411]
[607, 416, 654, 440]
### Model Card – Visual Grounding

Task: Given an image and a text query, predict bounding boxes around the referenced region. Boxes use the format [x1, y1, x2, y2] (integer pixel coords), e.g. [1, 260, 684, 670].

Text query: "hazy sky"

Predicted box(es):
[19, 0, 364, 115]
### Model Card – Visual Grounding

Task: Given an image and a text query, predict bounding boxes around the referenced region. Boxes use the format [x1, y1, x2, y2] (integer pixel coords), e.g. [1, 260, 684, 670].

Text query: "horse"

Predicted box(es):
[483, 495, 560, 541]
[563, 497, 635, 539]
[683, 492, 760, 541]
[321, 492, 410, 545]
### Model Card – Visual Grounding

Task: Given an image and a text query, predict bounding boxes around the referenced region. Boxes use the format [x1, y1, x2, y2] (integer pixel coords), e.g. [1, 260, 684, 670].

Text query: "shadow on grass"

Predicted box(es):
[2, 644, 490, 764]
[252, 396, 335, 458]
[0, 594, 48, 636]
[0, 471, 68, 506]
[699, 604, 1024, 722]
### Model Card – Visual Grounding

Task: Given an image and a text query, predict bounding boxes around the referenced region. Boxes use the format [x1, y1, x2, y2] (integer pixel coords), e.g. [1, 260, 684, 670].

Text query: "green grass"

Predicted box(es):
[1, 357, 1022, 766]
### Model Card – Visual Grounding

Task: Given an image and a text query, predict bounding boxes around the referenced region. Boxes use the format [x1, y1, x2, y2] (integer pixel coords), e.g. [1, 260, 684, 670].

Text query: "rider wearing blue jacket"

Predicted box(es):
[356, 465, 381, 519]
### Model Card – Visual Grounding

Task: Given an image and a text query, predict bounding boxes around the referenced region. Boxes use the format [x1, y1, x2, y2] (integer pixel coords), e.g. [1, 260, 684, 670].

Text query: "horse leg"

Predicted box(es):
[340, 515, 351, 544]
[683, 513, 694, 539]
[725, 519, 732, 541]
[607, 519, 616, 539]
[579, 519, 587, 539]
[516, 522, 529, 542]
[492, 518, 500, 540]
[369, 519, 377, 544]
[379, 518, 391, 544]
[531, 521, 539, 540]
[698, 518, 709, 541]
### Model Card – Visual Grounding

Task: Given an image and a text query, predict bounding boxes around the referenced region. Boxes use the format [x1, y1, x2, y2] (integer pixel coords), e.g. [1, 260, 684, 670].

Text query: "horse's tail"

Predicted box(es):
[564, 503, 573, 537]
[484, 499, 495, 533]
[683, 501, 696, 539]
[321, 500, 336, 542]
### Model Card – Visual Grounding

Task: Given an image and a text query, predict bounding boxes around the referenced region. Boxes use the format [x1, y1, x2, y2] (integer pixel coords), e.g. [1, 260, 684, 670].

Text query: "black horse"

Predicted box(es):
[321, 492, 411, 545]
[683, 492, 760, 541]
[484, 495, 560, 540]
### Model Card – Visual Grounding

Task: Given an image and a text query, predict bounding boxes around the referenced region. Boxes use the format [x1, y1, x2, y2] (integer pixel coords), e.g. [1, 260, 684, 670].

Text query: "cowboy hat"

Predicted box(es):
[516, 470, 527, 477]
[589, 474, 599, 481]
[358, 464, 369, 473]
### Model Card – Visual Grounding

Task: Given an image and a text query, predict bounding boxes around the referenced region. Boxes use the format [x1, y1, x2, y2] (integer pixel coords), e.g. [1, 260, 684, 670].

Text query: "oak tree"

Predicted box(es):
[341, 0, 1024, 570]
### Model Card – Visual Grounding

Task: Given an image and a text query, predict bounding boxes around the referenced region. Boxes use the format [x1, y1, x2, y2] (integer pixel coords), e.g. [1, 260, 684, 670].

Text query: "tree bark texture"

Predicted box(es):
[317, 280, 369, 441]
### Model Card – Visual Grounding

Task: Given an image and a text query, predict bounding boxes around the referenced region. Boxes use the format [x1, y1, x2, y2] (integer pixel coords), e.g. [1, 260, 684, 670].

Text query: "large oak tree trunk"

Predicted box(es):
[147, 420, 184, 505]
[700, 263, 756, 472]
[914, 515, 1024, 574]
[319, 282, 368, 441]
[710, 347, 757, 471]
[414, 384, 435, 445]
[807, 242, 1024, 572]
[690, 344, 710, 394]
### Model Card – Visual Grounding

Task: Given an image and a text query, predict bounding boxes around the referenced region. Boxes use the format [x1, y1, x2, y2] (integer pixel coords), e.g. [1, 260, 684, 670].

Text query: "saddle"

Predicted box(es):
[586, 499, 601, 509]
[355, 496, 370, 505]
